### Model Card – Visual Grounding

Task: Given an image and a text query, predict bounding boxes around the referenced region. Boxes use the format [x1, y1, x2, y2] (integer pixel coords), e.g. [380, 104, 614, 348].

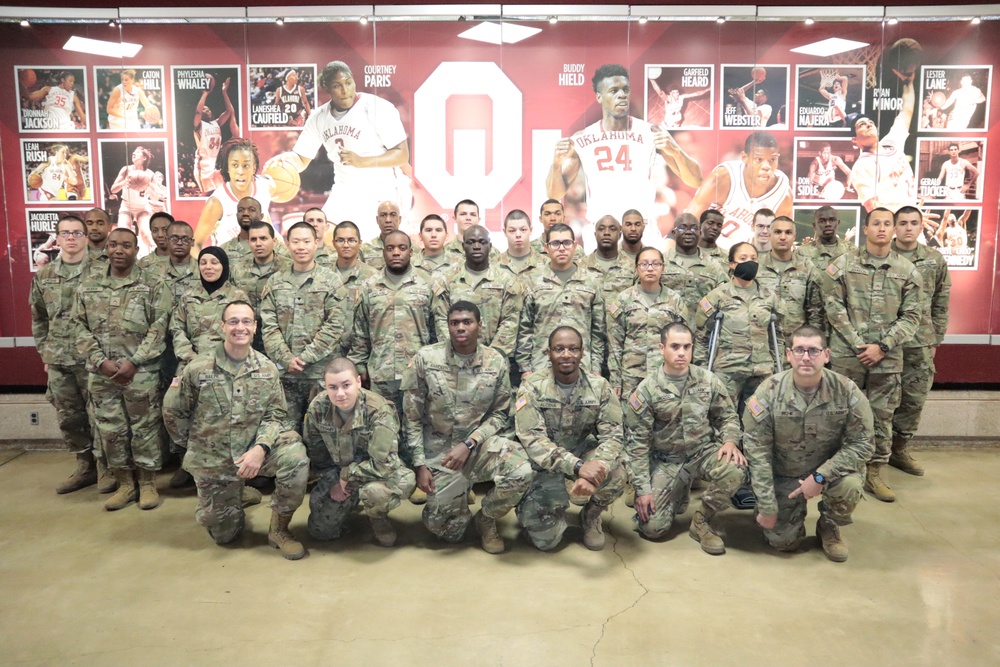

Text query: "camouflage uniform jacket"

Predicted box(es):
[30, 255, 92, 366]
[349, 267, 445, 383]
[155, 257, 201, 302]
[623, 365, 740, 496]
[334, 261, 378, 354]
[797, 237, 853, 271]
[73, 264, 170, 371]
[661, 249, 730, 309]
[582, 250, 637, 305]
[438, 262, 523, 358]
[303, 388, 405, 485]
[496, 247, 546, 279]
[260, 264, 350, 378]
[170, 282, 249, 368]
[756, 251, 825, 345]
[230, 254, 292, 311]
[516, 264, 606, 374]
[607, 284, 691, 392]
[136, 252, 169, 271]
[402, 342, 512, 468]
[164, 343, 287, 473]
[360, 237, 386, 270]
[891, 241, 951, 349]
[742, 368, 875, 515]
[445, 236, 500, 263]
[219, 235, 290, 265]
[411, 250, 456, 275]
[818, 246, 922, 373]
[699, 245, 728, 263]
[514, 370, 622, 476]
[694, 280, 781, 376]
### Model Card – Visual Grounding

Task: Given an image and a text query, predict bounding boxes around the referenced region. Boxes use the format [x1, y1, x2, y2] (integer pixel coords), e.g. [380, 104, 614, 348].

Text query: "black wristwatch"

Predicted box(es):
[464, 439, 476, 451]
[878, 342, 890, 354]
[812, 472, 826, 485]
[573, 460, 584, 476]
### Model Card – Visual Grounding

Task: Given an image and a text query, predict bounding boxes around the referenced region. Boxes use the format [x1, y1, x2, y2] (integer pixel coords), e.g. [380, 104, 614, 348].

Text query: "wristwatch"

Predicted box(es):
[573, 460, 584, 476]
[812, 472, 826, 485]
[464, 439, 476, 451]
[877, 342, 890, 354]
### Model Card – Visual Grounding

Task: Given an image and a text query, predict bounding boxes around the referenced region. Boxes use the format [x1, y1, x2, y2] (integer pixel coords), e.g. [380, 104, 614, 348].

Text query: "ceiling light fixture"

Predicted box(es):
[716, 17, 726, 24]
[63, 35, 142, 58]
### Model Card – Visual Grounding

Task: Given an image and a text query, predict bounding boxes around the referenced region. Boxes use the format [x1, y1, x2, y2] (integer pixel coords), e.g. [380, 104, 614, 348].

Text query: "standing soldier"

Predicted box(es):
[661, 213, 729, 309]
[412, 214, 454, 275]
[219, 197, 263, 264]
[529, 199, 566, 256]
[583, 215, 637, 303]
[744, 326, 874, 561]
[497, 209, 545, 279]
[444, 199, 497, 262]
[756, 216, 825, 354]
[74, 228, 171, 511]
[136, 211, 175, 270]
[517, 223, 606, 376]
[797, 206, 853, 271]
[403, 302, 532, 553]
[619, 209, 647, 262]
[330, 221, 376, 354]
[158, 221, 201, 300]
[31, 214, 112, 494]
[624, 323, 746, 554]
[890, 206, 950, 477]
[304, 358, 415, 547]
[260, 221, 349, 433]
[84, 207, 111, 266]
[164, 300, 309, 559]
[230, 220, 290, 352]
[819, 207, 921, 502]
[697, 209, 727, 263]
[359, 201, 400, 269]
[515, 326, 626, 551]
[303, 207, 336, 267]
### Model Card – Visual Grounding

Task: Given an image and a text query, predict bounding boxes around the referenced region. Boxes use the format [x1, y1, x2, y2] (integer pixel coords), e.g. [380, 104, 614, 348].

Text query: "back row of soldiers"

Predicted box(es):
[30, 196, 948, 560]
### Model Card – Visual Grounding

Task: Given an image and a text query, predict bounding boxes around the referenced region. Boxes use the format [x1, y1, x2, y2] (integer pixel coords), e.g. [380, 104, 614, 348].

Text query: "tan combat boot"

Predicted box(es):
[104, 469, 137, 511]
[268, 511, 307, 560]
[240, 486, 262, 508]
[623, 483, 636, 508]
[580, 501, 606, 551]
[864, 463, 896, 502]
[689, 510, 726, 555]
[474, 510, 505, 554]
[95, 457, 118, 494]
[137, 468, 161, 510]
[168, 468, 194, 488]
[889, 434, 924, 476]
[56, 453, 97, 494]
[369, 514, 397, 548]
[409, 486, 428, 505]
[817, 516, 849, 562]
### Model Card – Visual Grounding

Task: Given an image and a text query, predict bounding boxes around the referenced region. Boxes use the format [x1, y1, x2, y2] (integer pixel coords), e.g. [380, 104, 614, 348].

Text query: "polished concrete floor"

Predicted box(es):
[1, 449, 998, 667]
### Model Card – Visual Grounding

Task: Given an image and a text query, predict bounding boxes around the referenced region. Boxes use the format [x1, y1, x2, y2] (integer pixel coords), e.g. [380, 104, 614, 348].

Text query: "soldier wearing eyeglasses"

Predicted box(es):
[330, 221, 376, 354]
[661, 213, 728, 307]
[742, 326, 874, 562]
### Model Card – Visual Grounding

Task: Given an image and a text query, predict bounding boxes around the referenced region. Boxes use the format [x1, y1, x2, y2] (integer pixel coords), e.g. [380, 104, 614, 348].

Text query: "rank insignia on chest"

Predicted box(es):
[747, 397, 766, 418]
[515, 395, 527, 412]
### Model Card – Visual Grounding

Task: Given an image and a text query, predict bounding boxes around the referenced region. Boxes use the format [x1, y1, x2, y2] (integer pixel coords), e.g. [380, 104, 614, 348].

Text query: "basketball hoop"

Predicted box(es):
[832, 44, 881, 90]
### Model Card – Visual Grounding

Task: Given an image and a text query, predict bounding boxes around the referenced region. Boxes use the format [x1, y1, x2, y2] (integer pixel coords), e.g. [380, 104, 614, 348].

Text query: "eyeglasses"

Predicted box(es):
[638, 261, 663, 269]
[790, 347, 825, 358]
[550, 345, 582, 355]
[334, 238, 359, 245]
[58, 231, 86, 238]
[169, 235, 193, 245]
[224, 318, 255, 327]
[546, 240, 574, 249]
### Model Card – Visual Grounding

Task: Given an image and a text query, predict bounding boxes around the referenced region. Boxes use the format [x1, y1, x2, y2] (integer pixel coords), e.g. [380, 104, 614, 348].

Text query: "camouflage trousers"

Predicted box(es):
[373, 380, 409, 462]
[636, 445, 746, 540]
[308, 465, 416, 541]
[424, 436, 532, 543]
[892, 346, 935, 442]
[831, 359, 901, 465]
[759, 472, 863, 550]
[517, 452, 627, 551]
[281, 376, 322, 434]
[88, 367, 164, 471]
[189, 433, 309, 545]
[713, 369, 768, 420]
[45, 363, 93, 454]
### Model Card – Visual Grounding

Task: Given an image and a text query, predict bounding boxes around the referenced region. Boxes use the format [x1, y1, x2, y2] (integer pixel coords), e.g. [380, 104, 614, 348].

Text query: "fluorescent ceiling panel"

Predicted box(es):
[790, 37, 870, 57]
[457, 21, 541, 45]
[64, 35, 142, 58]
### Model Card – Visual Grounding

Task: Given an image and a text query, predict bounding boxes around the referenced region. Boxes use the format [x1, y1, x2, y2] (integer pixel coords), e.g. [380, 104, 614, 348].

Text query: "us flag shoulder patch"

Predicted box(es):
[628, 392, 644, 411]
[699, 297, 712, 313]
[825, 264, 840, 277]
[170, 376, 180, 388]
[515, 395, 528, 411]
[747, 397, 766, 418]
[608, 301, 619, 316]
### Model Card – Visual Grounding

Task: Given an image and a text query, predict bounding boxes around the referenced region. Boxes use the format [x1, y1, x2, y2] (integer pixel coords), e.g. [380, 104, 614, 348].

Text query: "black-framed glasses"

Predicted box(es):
[790, 347, 825, 358]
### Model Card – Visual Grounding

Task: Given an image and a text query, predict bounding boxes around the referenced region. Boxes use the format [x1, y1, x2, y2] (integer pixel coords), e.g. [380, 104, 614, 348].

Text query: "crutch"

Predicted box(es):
[707, 311, 724, 372]
[769, 311, 783, 373]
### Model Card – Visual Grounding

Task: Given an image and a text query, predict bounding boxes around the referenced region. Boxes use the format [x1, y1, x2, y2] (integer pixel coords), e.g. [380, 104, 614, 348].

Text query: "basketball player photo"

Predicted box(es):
[794, 65, 865, 130]
[793, 138, 859, 203]
[21, 139, 93, 204]
[248, 64, 317, 130]
[16, 66, 89, 133]
[171, 65, 243, 198]
[99, 139, 170, 257]
[720, 64, 789, 130]
[922, 207, 981, 270]
[917, 139, 985, 203]
[644, 64, 713, 130]
[919, 65, 991, 131]
[95, 67, 164, 132]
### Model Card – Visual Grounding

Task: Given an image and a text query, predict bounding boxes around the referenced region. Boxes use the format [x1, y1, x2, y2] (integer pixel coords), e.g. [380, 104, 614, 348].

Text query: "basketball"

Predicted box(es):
[142, 105, 161, 125]
[263, 160, 301, 203]
[822, 180, 846, 200]
[647, 66, 662, 80]
[884, 38, 923, 80]
[751, 67, 767, 83]
[930, 90, 947, 108]
[20, 69, 36, 89]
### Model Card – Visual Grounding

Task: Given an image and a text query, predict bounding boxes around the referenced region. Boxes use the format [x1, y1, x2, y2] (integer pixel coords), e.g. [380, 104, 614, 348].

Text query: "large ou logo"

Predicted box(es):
[413, 62, 522, 209]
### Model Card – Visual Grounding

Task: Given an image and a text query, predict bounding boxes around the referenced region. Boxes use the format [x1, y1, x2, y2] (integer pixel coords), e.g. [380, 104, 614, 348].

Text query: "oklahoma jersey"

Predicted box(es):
[849, 123, 916, 213]
[43, 87, 77, 130]
[276, 85, 308, 126]
[206, 175, 274, 247]
[195, 119, 223, 180]
[574, 117, 660, 224]
[108, 84, 140, 130]
[38, 160, 71, 200]
[713, 159, 790, 250]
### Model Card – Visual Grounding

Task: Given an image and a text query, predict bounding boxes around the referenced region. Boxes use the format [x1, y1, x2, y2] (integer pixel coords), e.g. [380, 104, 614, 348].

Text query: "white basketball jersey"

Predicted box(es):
[39, 160, 69, 199]
[197, 120, 222, 160]
[714, 159, 790, 250]
[944, 160, 967, 188]
[814, 156, 836, 185]
[207, 175, 274, 246]
[109, 84, 141, 130]
[948, 87, 982, 129]
[849, 125, 916, 213]
[44, 87, 76, 130]
[574, 117, 660, 223]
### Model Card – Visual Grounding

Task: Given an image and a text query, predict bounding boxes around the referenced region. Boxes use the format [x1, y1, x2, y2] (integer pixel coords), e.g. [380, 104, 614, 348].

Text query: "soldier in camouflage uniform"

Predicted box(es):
[581, 215, 637, 307]
[30, 214, 109, 494]
[438, 225, 523, 361]
[797, 206, 854, 271]
[819, 208, 921, 502]
[497, 209, 545, 281]
[515, 326, 626, 551]
[330, 221, 377, 355]
[230, 220, 291, 353]
[412, 214, 455, 275]
[619, 209, 646, 263]
[756, 216, 825, 354]
[403, 302, 532, 553]
[74, 228, 171, 511]
[743, 326, 874, 561]
[303, 207, 337, 268]
[163, 301, 309, 559]
[694, 242, 782, 415]
[219, 197, 264, 265]
[697, 209, 728, 263]
[889, 207, 951, 477]
[624, 323, 746, 554]
[608, 247, 691, 399]
[136, 211, 174, 271]
[444, 199, 499, 263]
[157, 221, 201, 300]
[529, 199, 565, 256]
[517, 224, 606, 376]
[260, 222, 350, 433]
[661, 213, 729, 309]
[304, 358, 415, 547]
[359, 201, 400, 269]
[84, 207, 111, 267]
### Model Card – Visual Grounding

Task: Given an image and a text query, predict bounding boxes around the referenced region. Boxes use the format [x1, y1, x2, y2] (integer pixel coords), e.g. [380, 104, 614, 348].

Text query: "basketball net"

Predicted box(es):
[832, 44, 881, 90]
